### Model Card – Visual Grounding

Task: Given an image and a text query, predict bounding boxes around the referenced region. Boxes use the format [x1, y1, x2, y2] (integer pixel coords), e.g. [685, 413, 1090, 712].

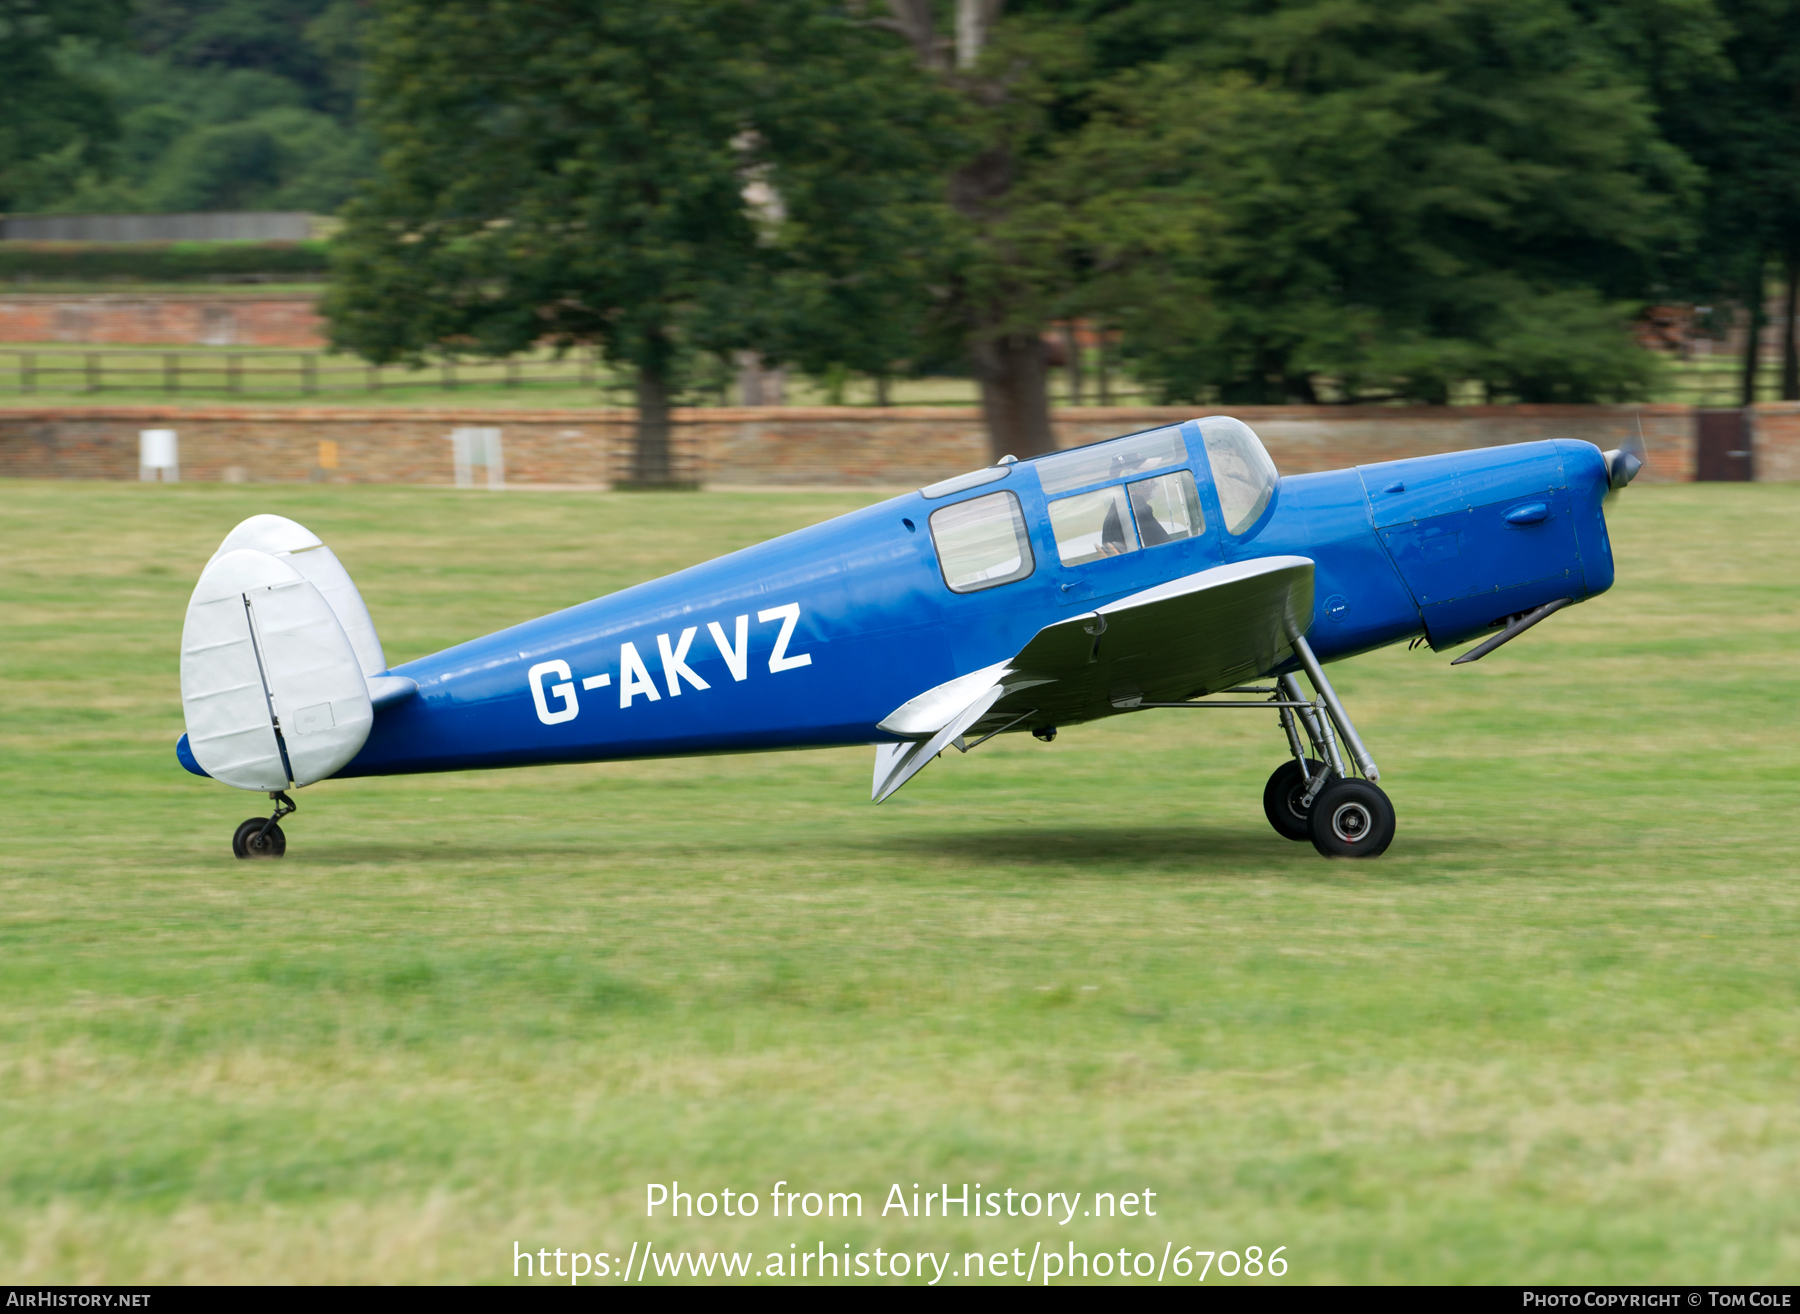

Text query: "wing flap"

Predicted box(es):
[868, 556, 1315, 802]
[873, 682, 1006, 803]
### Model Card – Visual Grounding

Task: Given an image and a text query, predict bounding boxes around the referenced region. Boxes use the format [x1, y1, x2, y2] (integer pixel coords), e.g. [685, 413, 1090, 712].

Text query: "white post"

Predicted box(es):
[139, 429, 178, 482]
[483, 428, 504, 489]
[450, 427, 503, 488]
[449, 428, 475, 487]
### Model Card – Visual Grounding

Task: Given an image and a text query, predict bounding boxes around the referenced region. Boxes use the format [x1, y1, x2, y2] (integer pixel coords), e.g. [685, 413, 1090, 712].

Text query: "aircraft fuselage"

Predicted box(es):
[337, 426, 1616, 778]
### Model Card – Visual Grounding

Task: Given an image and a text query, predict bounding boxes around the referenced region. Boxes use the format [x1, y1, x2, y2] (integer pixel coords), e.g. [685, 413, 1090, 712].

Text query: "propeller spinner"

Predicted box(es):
[1602, 420, 1647, 496]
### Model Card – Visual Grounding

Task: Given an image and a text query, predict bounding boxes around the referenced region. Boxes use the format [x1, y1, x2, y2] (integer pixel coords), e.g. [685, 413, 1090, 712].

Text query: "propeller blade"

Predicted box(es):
[1601, 415, 1647, 501]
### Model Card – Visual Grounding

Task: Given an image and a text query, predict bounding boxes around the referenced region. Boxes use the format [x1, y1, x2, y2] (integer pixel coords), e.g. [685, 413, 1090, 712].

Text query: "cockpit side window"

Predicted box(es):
[1127, 469, 1205, 546]
[929, 490, 1035, 593]
[1198, 417, 1278, 534]
[1049, 485, 1140, 565]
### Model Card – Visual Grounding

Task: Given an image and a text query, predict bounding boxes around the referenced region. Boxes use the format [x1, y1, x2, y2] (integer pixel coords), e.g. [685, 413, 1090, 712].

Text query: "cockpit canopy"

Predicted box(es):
[1195, 416, 1278, 533]
[920, 416, 1280, 596]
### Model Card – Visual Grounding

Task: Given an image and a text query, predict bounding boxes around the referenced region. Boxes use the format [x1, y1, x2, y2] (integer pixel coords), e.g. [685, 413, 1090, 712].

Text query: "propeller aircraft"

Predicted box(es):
[175, 415, 1643, 860]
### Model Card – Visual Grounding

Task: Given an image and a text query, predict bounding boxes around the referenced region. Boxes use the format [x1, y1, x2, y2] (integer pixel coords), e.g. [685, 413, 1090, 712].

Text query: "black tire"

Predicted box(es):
[1308, 778, 1396, 859]
[233, 818, 287, 859]
[1263, 759, 1328, 841]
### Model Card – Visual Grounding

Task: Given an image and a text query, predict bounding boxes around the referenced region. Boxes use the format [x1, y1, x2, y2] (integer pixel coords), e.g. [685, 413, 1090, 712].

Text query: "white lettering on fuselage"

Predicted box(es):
[528, 606, 813, 727]
[528, 659, 578, 725]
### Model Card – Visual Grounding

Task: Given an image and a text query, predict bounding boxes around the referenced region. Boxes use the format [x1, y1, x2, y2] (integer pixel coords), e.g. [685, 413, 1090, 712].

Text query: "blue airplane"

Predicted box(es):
[175, 415, 1642, 860]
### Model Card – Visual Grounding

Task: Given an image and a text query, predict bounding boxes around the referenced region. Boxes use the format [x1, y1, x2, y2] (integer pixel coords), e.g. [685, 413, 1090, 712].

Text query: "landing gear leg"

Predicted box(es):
[233, 791, 294, 860]
[1263, 757, 1326, 841]
[1278, 637, 1397, 859]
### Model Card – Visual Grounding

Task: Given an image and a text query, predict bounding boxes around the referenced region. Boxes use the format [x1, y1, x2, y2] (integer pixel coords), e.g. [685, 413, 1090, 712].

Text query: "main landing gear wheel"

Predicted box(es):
[1263, 759, 1328, 842]
[232, 818, 286, 859]
[1308, 778, 1396, 859]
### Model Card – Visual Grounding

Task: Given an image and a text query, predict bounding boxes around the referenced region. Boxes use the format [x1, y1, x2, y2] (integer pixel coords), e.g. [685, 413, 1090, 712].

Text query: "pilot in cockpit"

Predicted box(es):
[1097, 498, 1131, 555]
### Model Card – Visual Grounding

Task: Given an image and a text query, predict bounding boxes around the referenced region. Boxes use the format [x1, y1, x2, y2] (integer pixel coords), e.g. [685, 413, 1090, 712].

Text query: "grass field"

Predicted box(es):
[2, 478, 1797, 1284]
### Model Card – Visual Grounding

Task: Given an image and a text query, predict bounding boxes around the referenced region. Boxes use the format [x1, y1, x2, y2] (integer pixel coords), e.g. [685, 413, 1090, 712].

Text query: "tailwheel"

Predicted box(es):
[233, 818, 286, 858]
[232, 790, 295, 860]
[1308, 778, 1395, 859]
[1262, 759, 1328, 842]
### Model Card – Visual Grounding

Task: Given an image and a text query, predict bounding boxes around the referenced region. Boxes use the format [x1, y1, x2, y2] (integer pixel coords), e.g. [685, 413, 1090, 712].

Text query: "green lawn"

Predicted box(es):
[1, 479, 1796, 1284]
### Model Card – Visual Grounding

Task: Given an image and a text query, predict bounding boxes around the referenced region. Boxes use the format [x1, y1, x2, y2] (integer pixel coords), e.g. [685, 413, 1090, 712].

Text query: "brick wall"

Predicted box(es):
[3, 401, 1791, 487]
[1749, 403, 1800, 482]
[0, 294, 325, 347]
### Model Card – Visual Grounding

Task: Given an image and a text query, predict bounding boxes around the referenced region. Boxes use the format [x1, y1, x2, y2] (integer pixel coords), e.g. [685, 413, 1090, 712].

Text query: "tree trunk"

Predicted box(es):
[1061, 322, 1083, 406]
[875, 374, 892, 407]
[1783, 249, 1798, 401]
[955, 0, 999, 69]
[1741, 255, 1766, 407]
[631, 363, 675, 486]
[972, 331, 1054, 461]
[735, 350, 766, 406]
[1097, 328, 1112, 405]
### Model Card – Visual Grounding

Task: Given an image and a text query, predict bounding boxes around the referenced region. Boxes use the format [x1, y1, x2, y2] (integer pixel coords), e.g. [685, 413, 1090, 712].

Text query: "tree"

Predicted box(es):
[327, 0, 948, 484]
[0, 0, 131, 210]
[1658, 0, 1800, 401]
[883, 0, 1092, 458]
[12, 0, 374, 215]
[884, 0, 1715, 433]
[1049, 0, 1705, 406]
[133, 0, 365, 117]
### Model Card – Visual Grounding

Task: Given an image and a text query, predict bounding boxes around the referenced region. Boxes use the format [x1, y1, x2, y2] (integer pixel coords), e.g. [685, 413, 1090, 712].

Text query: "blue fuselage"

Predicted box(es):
[339, 426, 1615, 778]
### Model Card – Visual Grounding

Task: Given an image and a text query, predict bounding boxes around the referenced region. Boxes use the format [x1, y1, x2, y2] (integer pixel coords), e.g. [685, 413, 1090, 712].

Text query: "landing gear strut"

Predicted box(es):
[233, 791, 294, 860]
[1266, 635, 1395, 859]
[1262, 758, 1326, 842]
[1100, 634, 1396, 857]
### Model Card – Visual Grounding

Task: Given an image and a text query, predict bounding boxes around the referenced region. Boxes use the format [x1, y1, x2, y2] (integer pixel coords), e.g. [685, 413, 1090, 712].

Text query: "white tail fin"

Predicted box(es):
[180, 516, 405, 791]
[210, 514, 387, 678]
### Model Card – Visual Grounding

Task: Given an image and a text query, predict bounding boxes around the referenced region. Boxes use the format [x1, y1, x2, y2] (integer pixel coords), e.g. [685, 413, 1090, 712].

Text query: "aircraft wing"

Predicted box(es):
[872, 555, 1314, 802]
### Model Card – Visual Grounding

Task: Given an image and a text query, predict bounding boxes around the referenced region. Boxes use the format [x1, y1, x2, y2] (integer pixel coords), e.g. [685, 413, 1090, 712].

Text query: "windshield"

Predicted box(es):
[1198, 417, 1278, 533]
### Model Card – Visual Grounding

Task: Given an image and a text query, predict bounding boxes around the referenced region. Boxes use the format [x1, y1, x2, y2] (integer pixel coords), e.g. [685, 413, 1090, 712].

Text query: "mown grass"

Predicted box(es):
[1, 478, 1796, 1284]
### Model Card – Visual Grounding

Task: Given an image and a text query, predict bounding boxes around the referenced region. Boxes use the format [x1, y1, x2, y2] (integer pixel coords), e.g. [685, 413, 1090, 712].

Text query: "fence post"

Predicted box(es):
[229, 354, 242, 395]
[21, 352, 33, 395]
[86, 352, 100, 394]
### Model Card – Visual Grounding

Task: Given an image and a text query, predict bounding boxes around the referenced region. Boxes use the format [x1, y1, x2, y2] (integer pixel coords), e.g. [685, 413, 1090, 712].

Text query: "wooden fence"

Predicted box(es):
[0, 347, 610, 398]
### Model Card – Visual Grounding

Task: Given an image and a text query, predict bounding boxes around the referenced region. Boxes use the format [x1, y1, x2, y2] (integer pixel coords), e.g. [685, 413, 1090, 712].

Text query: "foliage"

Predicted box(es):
[0, 0, 132, 210]
[327, 0, 951, 479]
[133, 0, 365, 117]
[8, 0, 371, 216]
[1653, 0, 1800, 398]
[1016, 0, 1700, 405]
[0, 239, 328, 282]
[12, 42, 372, 216]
